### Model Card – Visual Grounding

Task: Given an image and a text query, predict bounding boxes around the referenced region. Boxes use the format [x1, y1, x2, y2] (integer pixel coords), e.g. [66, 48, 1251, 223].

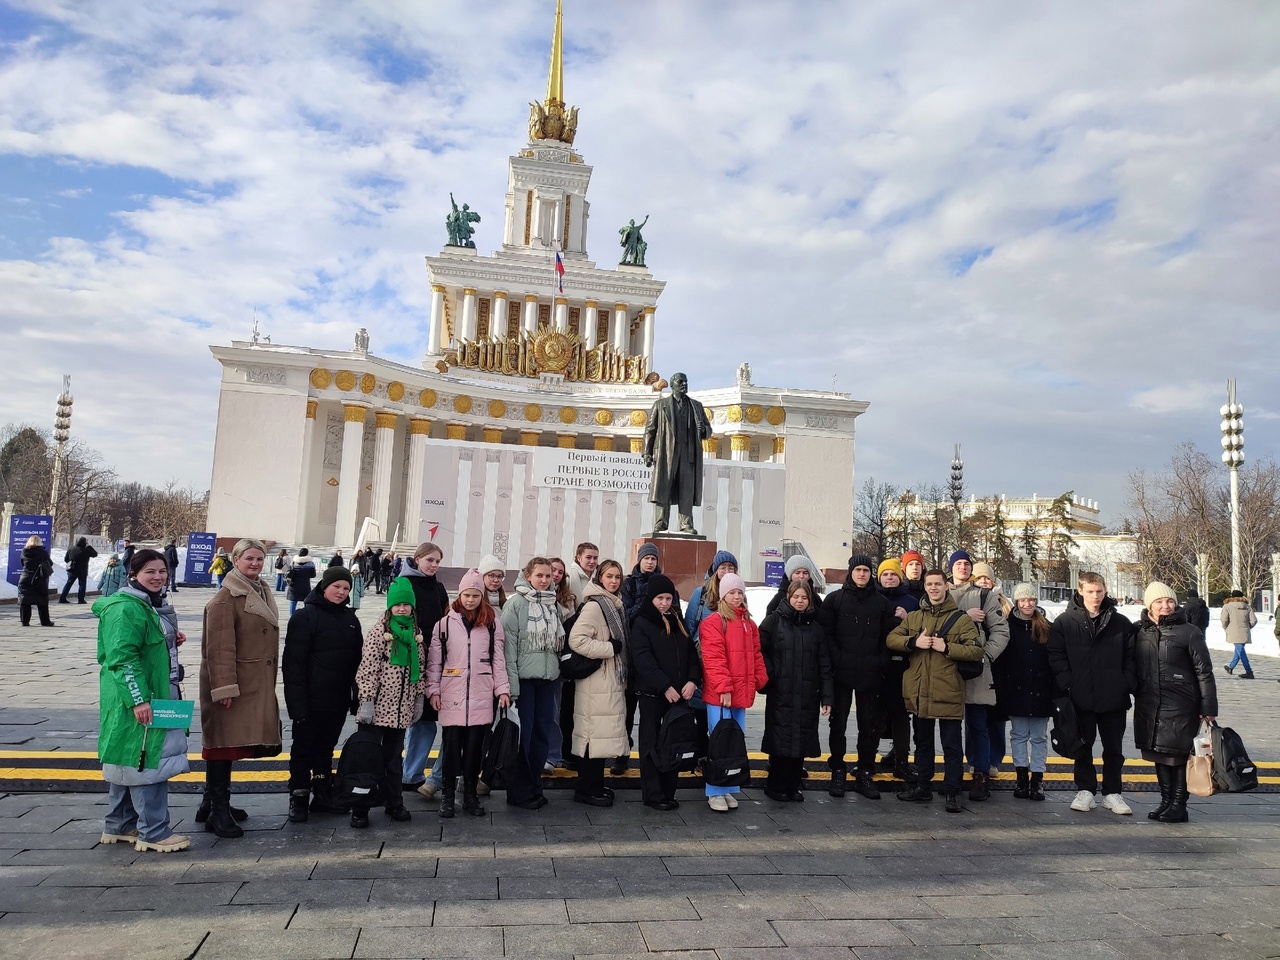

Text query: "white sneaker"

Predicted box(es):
[1070, 790, 1097, 812]
[543, 761, 556, 773]
[724, 793, 739, 810]
[416, 782, 437, 800]
[708, 795, 729, 812]
[1100, 793, 1132, 815]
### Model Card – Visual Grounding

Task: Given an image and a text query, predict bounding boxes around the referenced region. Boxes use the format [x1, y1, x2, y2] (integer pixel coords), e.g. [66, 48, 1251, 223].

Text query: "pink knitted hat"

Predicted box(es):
[719, 572, 747, 597]
[459, 568, 485, 594]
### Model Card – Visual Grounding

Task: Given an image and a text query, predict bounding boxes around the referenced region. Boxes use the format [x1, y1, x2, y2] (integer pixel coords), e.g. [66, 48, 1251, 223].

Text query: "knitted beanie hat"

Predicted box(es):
[785, 554, 814, 578]
[321, 565, 352, 590]
[707, 550, 738, 576]
[637, 542, 660, 562]
[848, 553, 874, 572]
[387, 577, 415, 610]
[1143, 581, 1177, 608]
[900, 550, 925, 569]
[948, 549, 972, 570]
[971, 561, 998, 584]
[458, 568, 485, 594]
[719, 572, 747, 597]
[878, 558, 904, 579]
[477, 554, 504, 576]
[1012, 582, 1037, 602]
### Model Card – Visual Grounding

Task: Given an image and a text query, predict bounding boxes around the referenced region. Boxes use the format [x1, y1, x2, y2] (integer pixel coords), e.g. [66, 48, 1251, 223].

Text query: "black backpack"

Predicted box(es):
[480, 708, 523, 790]
[557, 601, 603, 681]
[336, 725, 386, 808]
[648, 702, 700, 774]
[703, 715, 751, 787]
[1211, 722, 1258, 793]
[936, 610, 985, 681]
[1050, 695, 1084, 758]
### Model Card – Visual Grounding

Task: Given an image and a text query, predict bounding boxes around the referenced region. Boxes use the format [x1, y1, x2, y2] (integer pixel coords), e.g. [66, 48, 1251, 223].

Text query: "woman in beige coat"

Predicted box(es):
[568, 560, 629, 807]
[1221, 590, 1257, 679]
[200, 538, 281, 839]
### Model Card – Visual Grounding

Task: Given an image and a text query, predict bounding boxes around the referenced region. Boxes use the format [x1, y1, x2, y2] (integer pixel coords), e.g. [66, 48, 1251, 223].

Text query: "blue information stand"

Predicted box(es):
[764, 560, 785, 587]
[6, 515, 53, 587]
[184, 532, 217, 586]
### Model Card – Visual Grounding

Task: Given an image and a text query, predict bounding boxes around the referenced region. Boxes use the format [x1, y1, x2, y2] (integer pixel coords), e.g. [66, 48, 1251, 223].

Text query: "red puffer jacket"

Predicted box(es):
[699, 607, 768, 708]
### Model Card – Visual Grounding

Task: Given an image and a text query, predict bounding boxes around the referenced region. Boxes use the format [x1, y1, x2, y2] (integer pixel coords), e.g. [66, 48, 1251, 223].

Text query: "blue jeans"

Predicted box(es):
[704, 704, 746, 796]
[511, 678, 557, 802]
[1228, 645, 1253, 674]
[216, 574, 225, 588]
[1009, 716, 1049, 773]
[275, 573, 287, 591]
[402, 718, 443, 788]
[105, 781, 172, 843]
[289, 599, 298, 617]
[546, 679, 564, 766]
[964, 703, 991, 774]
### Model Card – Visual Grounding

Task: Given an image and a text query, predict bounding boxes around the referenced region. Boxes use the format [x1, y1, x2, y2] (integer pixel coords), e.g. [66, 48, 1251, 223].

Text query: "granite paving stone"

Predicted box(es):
[352, 925, 503, 958]
[194, 927, 361, 960]
[638, 916, 784, 950]
[501, 920, 647, 958]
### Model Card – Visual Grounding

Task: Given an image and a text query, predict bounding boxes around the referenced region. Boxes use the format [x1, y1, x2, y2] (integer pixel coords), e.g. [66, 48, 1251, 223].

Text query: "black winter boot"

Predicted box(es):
[968, 772, 990, 802]
[438, 789, 456, 819]
[1028, 771, 1045, 801]
[350, 808, 369, 828]
[288, 789, 310, 823]
[195, 790, 248, 824]
[462, 785, 485, 817]
[828, 769, 847, 798]
[1148, 764, 1172, 820]
[1013, 767, 1030, 799]
[1158, 764, 1189, 823]
[853, 770, 881, 800]
[204, 760, 244, 838]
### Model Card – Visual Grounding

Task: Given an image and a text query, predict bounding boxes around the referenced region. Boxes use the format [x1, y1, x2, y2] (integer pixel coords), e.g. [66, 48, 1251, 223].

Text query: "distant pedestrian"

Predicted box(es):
[992, 584, 1054, 801]
[97, 554, 125, 597]
[121, 539, 135, 573]
[1183, 588, 1210, 632]
[285, 548, 316, 618]
[163, 539, 180, 593]
[210, 549, 230, 589]
[328, 549, 344, 569]
[274, 549, 290, 591]
[17, 534, 55, 627]
[59, 535, 98, 604]
[94, 548, 191, 853]
[1221, 590, 1257, 679]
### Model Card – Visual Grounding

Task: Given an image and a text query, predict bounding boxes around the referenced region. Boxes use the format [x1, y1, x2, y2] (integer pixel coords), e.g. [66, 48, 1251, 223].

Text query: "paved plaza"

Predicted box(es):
[1, 591, 1279, 960]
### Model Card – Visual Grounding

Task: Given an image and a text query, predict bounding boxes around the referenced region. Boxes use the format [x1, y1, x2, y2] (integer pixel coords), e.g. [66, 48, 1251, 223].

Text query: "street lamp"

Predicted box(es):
[949, 444, 964, 547]
[1220, 379, 1243, 591]
[47, 375, 73, 538]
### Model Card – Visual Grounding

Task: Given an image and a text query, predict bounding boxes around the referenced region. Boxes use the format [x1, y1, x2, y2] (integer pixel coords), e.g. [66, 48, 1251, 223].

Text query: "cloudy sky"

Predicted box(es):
[2, 0, 1277, 525]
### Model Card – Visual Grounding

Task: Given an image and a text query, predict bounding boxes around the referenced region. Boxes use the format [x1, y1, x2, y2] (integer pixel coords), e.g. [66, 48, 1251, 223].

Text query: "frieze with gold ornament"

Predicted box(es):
[487, 399, 507, 419]
[334, 370, 357, 392]
[453, 395, 473, 415]
[594, 409, 613, 427]
[441, 327, 652, 385]
[558, 406, 577, 424]
[359, 373, 377, 394]
[386, 381, 405, 402]
[725, 404, 743, 423]
[765, 406, 785, 426]
[524, 403, 543, 423]
[419, 388, 438, 408]
[309, 368, 333, 390]
[745, 404, 765, 424]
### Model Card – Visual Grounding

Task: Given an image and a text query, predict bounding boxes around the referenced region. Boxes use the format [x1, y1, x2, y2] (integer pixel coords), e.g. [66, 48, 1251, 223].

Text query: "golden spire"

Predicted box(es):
[545, 0, 564, 107]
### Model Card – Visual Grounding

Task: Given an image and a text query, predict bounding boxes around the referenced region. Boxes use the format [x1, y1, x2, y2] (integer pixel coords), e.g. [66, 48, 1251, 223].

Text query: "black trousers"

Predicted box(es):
[288, 712, 348, 791]
[441, 724, 487, 794]
[879, 673, 912, 760]
[353, 723, 405, 811]
[576, 753, 607, 799]
[19, 594, 53, 626]
[914, 716, 963, 794]
[1073, 708, 1127, 795]
[637, 696, 679, 803]
[768, 755, 805, 794]
[559, 680, 576, 762]
[167, 564, 179, 591]
[60, 571, 87, 602]
[828, 683, 882, 773]
[623, 688, 638, 756]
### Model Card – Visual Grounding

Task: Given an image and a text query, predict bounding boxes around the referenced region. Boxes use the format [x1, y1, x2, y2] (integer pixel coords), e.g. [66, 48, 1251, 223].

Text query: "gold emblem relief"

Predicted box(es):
[534, 329, 578, 373]
[453, 395, 473, 415]
[629, 409, 647, 427]
[326, 477, 339, 487]
[594, 409, 613, 427]
[305, 399, 318, 420]
[524, 403, 543, 422]
[334, 370, 357, 391]
[765, 406, 786, 426]
[309, 368, 332, 389]
[559, 406, 577, 424]
[730, 433, 751, 452]
[487, 399, 507, 419]
[726, 404, 743, 423]
[445, 423, 468, 441]
[375, 411, 398, 430]
[745, 404, 765, 424]
[343, 405, 368, 423]
[359, 373, 376, 394]
[409, 418, 432, 436]
[419, 388, 438, 408]
[386, 381, 405, 402]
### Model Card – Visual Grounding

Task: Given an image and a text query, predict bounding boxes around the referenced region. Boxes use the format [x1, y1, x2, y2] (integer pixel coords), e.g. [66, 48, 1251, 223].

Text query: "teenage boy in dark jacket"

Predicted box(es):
[817, 554, 900, 800]
[1047, 571, 1137, 815]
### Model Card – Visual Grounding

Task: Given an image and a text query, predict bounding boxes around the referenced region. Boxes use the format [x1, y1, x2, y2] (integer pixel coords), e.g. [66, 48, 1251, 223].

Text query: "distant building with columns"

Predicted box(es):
[205, 4, 868, 578]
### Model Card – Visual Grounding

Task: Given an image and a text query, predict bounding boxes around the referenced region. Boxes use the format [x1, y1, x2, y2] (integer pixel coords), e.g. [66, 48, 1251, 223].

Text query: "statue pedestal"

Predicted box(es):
[631, 536, 719, 604]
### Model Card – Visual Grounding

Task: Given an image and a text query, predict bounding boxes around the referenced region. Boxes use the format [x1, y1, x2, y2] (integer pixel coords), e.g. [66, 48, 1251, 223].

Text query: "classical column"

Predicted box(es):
[613, 303, 628, 352]
[461, 288, 478, 341]
[772, 436, 786, 464]
[702, 436, 719, 460]
[593, 435, 613, 452]
[642, 305, 656, 361]
[492, 291, 508, 338]
[629, 436, 644, 454]
[730, 433, 751, 462]
[482, 427, 504, 444]
[369, 410, 398, 538]
[519, 430, 541, 446]
[556, 432, 577, 449]
[523, 294, 539, 334]
[334, 403, 369, 548]
[295, 399, 319, 541]
[584, 300, 599, 348]
[402, 418, 432, 542]
[428, 284, 447, 353]
[446, 423, 468, 441]
[554, 297, 568, 332]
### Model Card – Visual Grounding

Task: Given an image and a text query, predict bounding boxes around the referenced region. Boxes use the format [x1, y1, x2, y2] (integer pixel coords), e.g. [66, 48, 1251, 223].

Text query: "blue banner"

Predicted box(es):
[764, 560, 785, 588]
[184, 532, 217, 586]
[7, 515, 53, 587]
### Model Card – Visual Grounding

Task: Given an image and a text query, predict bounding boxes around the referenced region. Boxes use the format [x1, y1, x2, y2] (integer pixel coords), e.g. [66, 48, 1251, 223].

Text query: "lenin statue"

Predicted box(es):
[642, 372, 713, 536]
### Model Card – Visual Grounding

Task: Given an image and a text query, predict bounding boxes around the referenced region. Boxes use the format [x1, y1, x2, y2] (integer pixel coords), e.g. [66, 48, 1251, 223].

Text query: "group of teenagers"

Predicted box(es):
[91, 535, 1223, 855]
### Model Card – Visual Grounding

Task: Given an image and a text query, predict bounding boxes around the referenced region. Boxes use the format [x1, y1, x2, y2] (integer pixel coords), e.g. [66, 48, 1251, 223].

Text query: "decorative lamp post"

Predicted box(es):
[1220, 379, 1244, 591]
[48, 375, 73, 539]
[949, 444, 964, 547]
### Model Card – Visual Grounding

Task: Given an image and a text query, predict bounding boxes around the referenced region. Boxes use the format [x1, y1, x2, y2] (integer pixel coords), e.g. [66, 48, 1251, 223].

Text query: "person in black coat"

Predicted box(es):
[874, 559, 918, 780]
[286, 548, 317, 617]
[59, 536, 98, 604]
[1182, 589, 1210, 633]
[618, 543, 663, 775]
[1046, 572, 1136, 813]
[401, 544, 452, 793]
[760, 580, 832, 802]
[992, 584, 1055, 800]
[282, 566, 364, 821]
[18, 536, 55, 627]
[1133, 582, 1218, 824]
[161, 540, 180, 593]
[815, 553, 899, 799]
[629, 574, 700, 810]
[328, 550, 345, 569]
[765, 555, 825, 616]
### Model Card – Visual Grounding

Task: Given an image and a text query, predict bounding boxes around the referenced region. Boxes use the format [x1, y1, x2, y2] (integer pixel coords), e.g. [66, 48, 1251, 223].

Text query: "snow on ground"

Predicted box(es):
[0, 547, 188, 601]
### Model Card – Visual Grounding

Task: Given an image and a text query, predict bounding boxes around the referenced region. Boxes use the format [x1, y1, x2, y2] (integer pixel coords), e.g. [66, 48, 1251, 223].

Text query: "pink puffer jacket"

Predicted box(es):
[427, 608, 510, 727]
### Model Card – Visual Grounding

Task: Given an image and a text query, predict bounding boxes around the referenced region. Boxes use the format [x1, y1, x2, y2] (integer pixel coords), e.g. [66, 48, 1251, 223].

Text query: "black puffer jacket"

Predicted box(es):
[765, 579, 825, 617]
[1132, 609, 1218, 757]
[629, 604, 700, 697]
[992, 611, 1055, 718]
[621, 563, 662, 626]
[1182, 596, 1210, 632]
[816, 582, 899, 691]
[760, 601, 833, 758]
[1047, 594, 1136, 713]
[67, 541, 98, 575]
[18, 545, 53, 598]
[282, 587, 364, 720]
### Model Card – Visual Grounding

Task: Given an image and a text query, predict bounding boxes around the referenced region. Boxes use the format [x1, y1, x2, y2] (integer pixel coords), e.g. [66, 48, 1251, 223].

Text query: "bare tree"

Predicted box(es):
[0, 423, 53, 513]
[852, 477, 900, 560]
[138, 481, 209, 542]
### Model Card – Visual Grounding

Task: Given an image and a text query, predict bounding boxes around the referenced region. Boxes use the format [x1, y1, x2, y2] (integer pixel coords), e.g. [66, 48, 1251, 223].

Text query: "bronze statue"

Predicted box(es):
[642, 372, 712, 536]
[619, 215, 649, 266]
[445, 193, 480, 248]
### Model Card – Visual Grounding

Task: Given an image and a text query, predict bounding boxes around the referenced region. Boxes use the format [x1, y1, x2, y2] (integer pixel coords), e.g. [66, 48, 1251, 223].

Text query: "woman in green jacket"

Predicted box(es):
[95, 549, 191, 853]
